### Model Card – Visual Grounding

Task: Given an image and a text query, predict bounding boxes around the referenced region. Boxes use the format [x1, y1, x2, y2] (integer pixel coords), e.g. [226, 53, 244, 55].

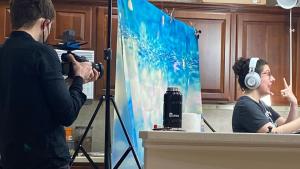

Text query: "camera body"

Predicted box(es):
[60, 51, 104, 79]
[55, 30, 104, 79]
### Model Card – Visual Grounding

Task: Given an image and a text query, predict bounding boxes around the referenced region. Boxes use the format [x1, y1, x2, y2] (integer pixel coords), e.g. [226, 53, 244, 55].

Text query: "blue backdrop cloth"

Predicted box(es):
[112, 0, 202, 168]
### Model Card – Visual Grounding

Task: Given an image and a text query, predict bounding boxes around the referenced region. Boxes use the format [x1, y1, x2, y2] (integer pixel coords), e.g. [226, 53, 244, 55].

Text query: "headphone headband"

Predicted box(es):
[248, 57, 259, 73]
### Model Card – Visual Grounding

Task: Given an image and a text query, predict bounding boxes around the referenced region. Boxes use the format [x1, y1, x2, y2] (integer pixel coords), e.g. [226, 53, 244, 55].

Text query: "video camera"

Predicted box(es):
[54, 30, 104, 79]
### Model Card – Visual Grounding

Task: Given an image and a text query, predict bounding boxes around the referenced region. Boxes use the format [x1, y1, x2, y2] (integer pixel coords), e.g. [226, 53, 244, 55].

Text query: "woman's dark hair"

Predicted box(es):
[9, 0, 55, 29]
[232, 57, 268, 91]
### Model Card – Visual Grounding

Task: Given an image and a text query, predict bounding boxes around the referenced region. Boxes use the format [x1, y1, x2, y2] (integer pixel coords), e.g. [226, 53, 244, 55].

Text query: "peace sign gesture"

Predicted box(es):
[281, 78, 297, 104]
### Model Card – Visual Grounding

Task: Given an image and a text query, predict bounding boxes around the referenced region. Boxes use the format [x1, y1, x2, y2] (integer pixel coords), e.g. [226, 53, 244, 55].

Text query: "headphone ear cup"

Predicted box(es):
[244, 72, 261, 90]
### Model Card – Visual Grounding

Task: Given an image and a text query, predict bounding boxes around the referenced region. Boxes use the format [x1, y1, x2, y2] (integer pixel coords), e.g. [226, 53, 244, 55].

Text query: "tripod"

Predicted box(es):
[70, 0, 141, 168]
[70, 95, 141, 169]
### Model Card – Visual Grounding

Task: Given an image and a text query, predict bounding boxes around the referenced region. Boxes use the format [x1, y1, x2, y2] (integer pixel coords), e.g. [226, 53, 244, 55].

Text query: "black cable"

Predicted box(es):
[202, 115, 216, 132]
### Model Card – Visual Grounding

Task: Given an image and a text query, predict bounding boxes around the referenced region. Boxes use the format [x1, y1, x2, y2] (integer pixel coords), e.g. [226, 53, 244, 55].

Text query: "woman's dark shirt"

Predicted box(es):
[232, 96, 280, 133]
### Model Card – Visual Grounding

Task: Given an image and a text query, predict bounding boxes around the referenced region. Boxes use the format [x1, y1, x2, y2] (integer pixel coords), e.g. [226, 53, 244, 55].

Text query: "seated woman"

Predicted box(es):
[232, 57, 300, 133]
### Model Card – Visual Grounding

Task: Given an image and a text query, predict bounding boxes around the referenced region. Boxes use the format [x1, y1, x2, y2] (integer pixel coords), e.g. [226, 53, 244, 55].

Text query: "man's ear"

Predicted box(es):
[41, 19, 51, 30]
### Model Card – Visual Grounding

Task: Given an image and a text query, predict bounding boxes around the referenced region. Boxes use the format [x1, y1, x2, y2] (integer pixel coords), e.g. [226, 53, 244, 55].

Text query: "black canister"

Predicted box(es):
[163, 87, 182, 128]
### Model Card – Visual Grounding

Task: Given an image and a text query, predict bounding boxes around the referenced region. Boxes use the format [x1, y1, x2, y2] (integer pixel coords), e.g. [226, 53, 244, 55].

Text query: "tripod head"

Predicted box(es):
[54, 30, 104, 79]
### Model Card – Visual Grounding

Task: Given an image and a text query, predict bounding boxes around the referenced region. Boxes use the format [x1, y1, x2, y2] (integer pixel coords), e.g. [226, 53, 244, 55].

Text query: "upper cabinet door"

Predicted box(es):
[236, 13, 295, 105]
[47, 4, 94, 49]
[0, 3, 11, 43]
[174, 11, 235, 103]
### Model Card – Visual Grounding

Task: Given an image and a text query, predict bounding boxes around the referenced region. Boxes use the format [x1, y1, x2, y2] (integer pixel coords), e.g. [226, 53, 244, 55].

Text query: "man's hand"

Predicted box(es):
[85, 68, 100, 83]
[67, 54, 98, 83]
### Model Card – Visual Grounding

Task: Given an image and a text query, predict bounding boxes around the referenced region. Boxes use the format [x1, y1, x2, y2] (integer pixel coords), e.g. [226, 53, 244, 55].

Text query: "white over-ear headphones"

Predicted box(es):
[244, 57, 261, 90]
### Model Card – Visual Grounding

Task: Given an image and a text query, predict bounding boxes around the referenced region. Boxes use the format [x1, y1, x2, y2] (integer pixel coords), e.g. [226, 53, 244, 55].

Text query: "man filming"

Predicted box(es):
[0, 0, 99, 169]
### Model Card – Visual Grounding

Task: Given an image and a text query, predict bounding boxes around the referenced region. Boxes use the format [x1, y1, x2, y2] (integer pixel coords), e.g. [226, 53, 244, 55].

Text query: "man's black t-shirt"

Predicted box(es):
[0, 31, 87, 169]
[232, 96, 280, 133]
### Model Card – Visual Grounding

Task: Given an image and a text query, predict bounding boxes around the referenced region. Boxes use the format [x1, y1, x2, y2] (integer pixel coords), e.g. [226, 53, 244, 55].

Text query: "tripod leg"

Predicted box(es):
[80, 146, 99, 169]
[70, 96, 105, 166]
[110, 97, 142, 169]
[113, 147, 131, 169]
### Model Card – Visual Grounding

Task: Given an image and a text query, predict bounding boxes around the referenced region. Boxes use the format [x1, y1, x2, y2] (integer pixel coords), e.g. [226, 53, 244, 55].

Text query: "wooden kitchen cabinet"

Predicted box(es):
[47, 4, 95, 50]
[0, 1, 10, 42]
[236, 13, 299, 105]
[174, 10, 235, 102]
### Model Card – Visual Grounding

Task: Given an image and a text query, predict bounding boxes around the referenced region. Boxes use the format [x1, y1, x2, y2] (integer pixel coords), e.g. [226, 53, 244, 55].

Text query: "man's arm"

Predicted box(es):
[37, 48, 87, 126]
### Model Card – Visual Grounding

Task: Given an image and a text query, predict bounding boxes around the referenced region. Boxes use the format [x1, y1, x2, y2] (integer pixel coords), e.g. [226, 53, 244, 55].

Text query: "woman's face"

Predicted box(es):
[258, 65, 275, 96]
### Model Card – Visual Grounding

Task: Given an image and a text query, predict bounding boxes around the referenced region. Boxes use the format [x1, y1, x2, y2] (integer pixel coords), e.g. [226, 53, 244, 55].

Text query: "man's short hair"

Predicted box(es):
[9, 0, 55, 29]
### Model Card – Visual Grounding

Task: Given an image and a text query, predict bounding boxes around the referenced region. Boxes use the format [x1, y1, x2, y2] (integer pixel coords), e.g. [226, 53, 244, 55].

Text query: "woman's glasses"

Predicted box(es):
[261, 71, 273, 80]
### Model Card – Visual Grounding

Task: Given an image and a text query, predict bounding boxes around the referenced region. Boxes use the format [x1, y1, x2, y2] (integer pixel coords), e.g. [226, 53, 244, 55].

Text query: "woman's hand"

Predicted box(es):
[281, 78, 297, 104]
